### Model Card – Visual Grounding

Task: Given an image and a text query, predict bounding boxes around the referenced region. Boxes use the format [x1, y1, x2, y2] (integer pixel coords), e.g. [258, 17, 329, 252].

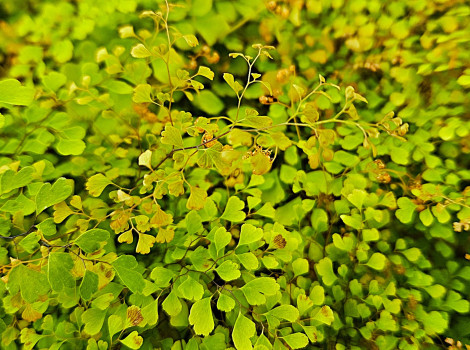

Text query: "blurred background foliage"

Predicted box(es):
[0, 0, 469, 349]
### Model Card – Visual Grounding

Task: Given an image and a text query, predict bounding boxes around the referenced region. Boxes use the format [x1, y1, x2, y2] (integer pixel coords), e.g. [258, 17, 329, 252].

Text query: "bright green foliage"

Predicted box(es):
[0, 79, 35, 106]
[188, 297, 214, 336]
[0, 0, 469, 349]
[74, 229, 110, 253]
[233, 313, 256, 350]
[47, 252, 75, 292]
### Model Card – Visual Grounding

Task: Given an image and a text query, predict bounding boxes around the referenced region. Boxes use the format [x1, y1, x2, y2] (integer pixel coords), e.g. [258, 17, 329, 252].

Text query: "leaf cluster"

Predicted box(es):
[0, 0, 469, 349]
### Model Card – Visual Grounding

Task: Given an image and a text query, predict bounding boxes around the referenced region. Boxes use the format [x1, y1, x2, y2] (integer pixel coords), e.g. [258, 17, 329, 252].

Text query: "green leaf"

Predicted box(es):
[131, 44, 152, 58]
[282, 333, 309, 349]
[267, 305, 299, 322]
[312, 305, 334, 325]
[237, 223, 263, 246]
[297, 294, 314, 316]
[255, 203, 275, 218]
[7, 264, 50, 303]
[362, 228, 379, 242]
[221, 196, 246, 222]
[190, 0, 213, 16]
[424, 284, 446, 299]
[189, 297, 214, 336]
[232, 314, 256, 350]
[150, 267, 175, 288]
[215, 261, 241, 281]
[189, 247, 209, 271]
[0, 167, 35, 194]
[120, 331, 143, 349]
[81, 308, 107, 336]
[161, 125, 184, 148]
[340, 214, 363, 230]
[194, 90, 224, 115]
[50, 39, 73, 63]
[197, 142, 230, 172]
[244, 116, 273, 129]
[37, 218, 56, 236]
[214, 227, 232, 252]
[236, 252, 259, 270]
[92, 294, 114, 310]
[194, 14, 229, 45]
[217, 293, 235, 312]
[47, 252, 75, 292]
[332, 234, 354, 252]
[102, 80, 133, 94]
[20, 328, 45, 349]
[402, 248, 421, 262]
[187, 185, 208, 210]
[310, 285, 325, 305]
[133, 84, 153, 103]
[375, 335, 398, 350]
[376, 310, 398, 331]
[119, 25, 135, 38]
[138, 150, 152, 168]
[390, 147, 409, 165]
[80, 270, 99, 300]
[396, 197, 417, 223]
[141, 298, 159, 326]
[178, 276, 204, 301]
[86, 174, 113, 197]
[36, 177, 73, 214]
[347, 189, 367, 209]
[197, 66, 214, 80]
[302, 325, 320, 343]
[162, 291, 182, 316]
[292, 258, 309, 276]
[186, 210, 203, 234]
[19, 232, 40, 253]
[240, 277, 280, 305]
[419, 208, 434, 226]
[420, 310, 448, 334]
[74, 229, 110, 253]
[108, 315, 124, 340]
[457, 75, 470, 87]
[383, 298, 401, 314]
[366, 253, 387, 270]
[223, 73, 243, 95]
[42, 71, 67, 92]
[183, 34, 199, 47]
[1, 193, 36, 216]
[315, 257, 338, 286]
[432, 205, 451, 223]
[56, 138, 86, 155]
[444, 291, 470, 313]
[112, 256, 146, 293]
[0, 79, 35, 106]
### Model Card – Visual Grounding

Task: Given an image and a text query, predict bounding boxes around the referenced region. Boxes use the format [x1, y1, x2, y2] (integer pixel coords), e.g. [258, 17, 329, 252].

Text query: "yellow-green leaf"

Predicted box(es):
[138, 150, 152, 168]
[0, 79, 35, 106]
[186, 186, 207, 211]
[120, 331, 143, 349]
[136, 233, 156, 254]
[86, 174, 113, 197]
[197, 66, 214, 80]
[131, 44, 152, 58]
[161, 125, 184, 148]
[223, 73, 243, 95]
[189, 297, 214, 336]
[232, 314, 256, 350]
[183, 34, 199, 47]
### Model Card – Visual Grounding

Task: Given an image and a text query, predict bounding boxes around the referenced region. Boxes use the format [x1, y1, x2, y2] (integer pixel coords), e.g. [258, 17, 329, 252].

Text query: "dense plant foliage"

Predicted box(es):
[0, 0, 469, 349]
